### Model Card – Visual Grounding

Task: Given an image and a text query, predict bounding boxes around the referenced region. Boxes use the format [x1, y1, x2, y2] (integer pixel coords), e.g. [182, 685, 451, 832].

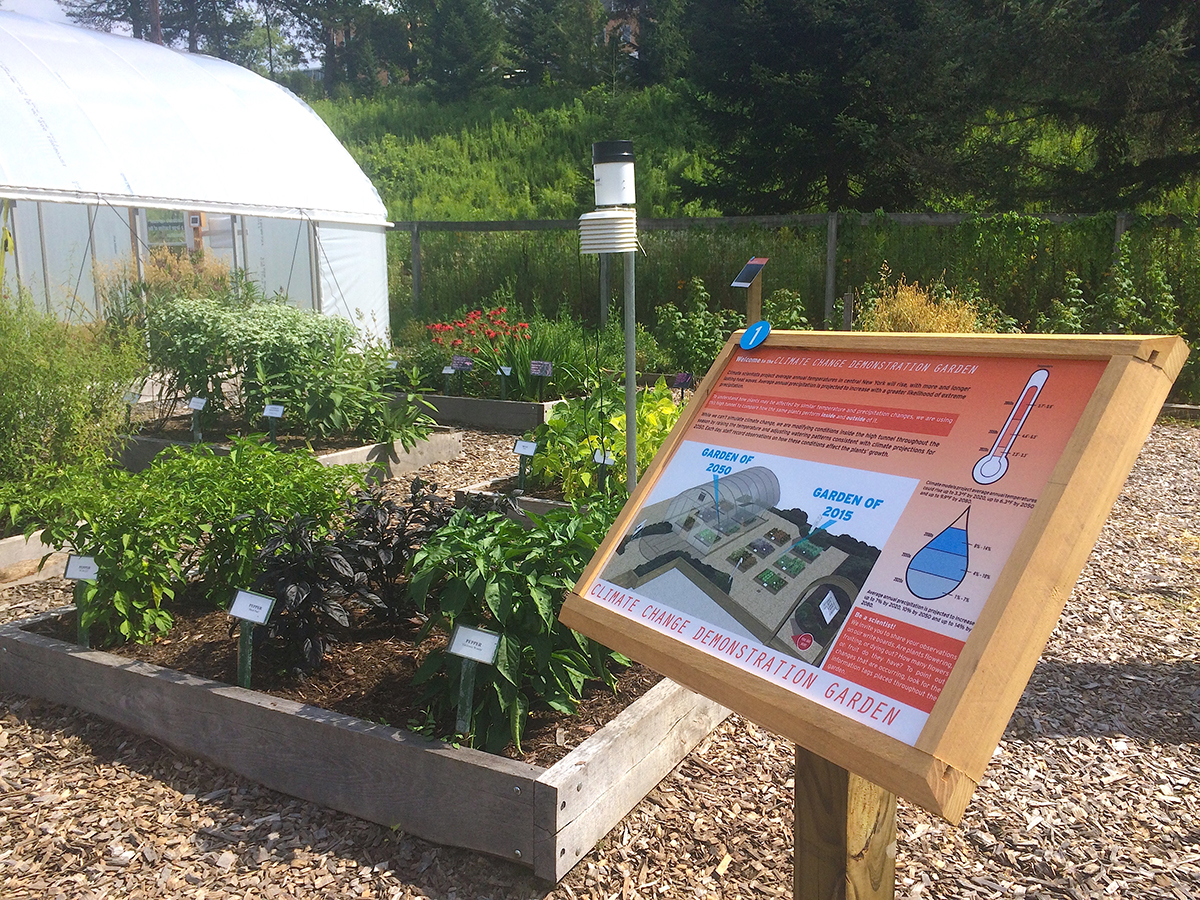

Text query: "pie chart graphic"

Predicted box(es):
[906, 508, 970, 600]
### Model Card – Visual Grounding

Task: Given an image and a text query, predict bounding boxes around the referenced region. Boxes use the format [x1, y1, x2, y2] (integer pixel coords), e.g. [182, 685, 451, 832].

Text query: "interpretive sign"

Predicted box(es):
[561, 332, 1187, 822]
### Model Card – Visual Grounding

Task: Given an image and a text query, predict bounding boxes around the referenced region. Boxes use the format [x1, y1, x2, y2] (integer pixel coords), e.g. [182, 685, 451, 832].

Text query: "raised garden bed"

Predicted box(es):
[0, 529, 64, 586]
[454, 477, 572, 523]
[120, 428, 463, 483]
[0, 606, 729, 881]
[422, 395, 562, 431]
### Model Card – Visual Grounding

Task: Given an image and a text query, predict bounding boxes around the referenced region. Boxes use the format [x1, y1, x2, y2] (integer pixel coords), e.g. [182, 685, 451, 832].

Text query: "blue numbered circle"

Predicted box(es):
[740, 320, 771, 350]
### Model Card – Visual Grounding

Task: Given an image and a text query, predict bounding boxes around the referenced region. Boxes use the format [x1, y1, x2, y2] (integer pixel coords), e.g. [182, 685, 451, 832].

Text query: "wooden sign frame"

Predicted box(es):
[562, 332, 1187, 823]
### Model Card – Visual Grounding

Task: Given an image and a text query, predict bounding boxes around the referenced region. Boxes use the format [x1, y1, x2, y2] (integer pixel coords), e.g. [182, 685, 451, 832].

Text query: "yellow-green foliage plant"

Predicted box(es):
[854, 264, 1005, 334]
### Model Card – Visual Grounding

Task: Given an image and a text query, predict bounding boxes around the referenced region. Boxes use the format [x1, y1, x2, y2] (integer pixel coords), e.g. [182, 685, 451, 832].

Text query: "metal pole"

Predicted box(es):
[37, 201, 52, 314]
[624, 250, 637, 491]
[411, 225, 422, 315]
[599, 253, 610, 328]
[824, 211, 838, 328]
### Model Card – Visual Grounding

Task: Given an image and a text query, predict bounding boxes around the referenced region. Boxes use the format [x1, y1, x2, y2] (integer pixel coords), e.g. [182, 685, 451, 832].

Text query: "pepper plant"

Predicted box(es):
[406, 499, 628, 752]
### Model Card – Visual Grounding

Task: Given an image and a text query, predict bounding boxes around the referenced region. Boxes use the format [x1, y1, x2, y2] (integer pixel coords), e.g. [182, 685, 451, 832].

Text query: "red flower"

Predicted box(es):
[451, 339, 463, 347]
[518, 322, 529, 329]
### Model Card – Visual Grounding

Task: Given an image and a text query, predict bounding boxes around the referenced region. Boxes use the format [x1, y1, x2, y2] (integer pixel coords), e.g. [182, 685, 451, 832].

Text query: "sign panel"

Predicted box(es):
[187, 396, 208, 411]
[561, 332, 1187, 822]
[731, 256, 769, 288]
[531, 360, 553, 377]
[447, 624, 501, 665]
[513, 440, 538, 457]
[64, 554, 98, 581]
[451, 355, 474, 372]
[263, 404, 284, 419]
[230, 589, 275, 624]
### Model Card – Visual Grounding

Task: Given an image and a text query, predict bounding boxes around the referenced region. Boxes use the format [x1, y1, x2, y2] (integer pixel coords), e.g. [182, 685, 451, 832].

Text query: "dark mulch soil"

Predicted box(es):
[26, 601, 660, 770]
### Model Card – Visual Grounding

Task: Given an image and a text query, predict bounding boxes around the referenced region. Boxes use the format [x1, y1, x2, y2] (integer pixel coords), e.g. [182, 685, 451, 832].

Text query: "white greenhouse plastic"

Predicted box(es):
[0, 12, 390, 338]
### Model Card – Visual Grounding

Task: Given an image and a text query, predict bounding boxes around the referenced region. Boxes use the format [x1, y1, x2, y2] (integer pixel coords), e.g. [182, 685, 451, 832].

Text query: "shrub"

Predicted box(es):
[146, 293, 433, 444]
[27, 438, 365, 644]
[0, 291, 143, 488]
[528, 378, 683, 501]
[854, 265, 995, 333]
[406, 499, 628, 752]
[653, 277, 744, 377]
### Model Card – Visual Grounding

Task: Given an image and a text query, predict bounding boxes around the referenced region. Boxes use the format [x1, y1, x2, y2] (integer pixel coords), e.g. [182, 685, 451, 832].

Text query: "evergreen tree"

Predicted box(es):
[503, 0, 604, 88]
[414, 0, 502, 99]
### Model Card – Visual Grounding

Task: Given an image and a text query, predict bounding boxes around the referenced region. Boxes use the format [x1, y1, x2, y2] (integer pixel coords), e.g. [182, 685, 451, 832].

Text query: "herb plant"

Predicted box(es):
[251, 480, 454, 669]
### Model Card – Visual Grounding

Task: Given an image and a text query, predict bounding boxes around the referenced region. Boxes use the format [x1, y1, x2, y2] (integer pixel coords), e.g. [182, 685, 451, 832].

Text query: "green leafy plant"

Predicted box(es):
[528, 378, 682, 501]
[0, 291, 143, 491]
[406, 499, 627, 752]
[653, 277, 744, 377]
[27, 437, 365, 645]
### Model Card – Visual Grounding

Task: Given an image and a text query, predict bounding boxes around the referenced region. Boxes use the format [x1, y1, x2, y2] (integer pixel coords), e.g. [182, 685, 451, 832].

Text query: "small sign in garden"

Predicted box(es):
[64, 554, 98, 647]
[230, 589, 276, 689]
[446, 624, 501, 734]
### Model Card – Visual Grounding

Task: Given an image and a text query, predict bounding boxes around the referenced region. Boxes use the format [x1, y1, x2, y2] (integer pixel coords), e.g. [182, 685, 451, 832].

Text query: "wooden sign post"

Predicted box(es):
[560, 332, 1186, 897]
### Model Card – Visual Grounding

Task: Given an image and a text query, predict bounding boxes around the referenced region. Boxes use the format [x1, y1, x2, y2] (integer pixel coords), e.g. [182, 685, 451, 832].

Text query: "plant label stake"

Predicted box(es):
[531, 360, 552, 402]
[673, 372, 694, 402]
[513, 439, 537, 491]
[442, 365, 454, 395]
[452, 355, 473, 396]
[447, 624, 500, 736]
[188, 396, 207, 443]
[497, 366, 512, 401]
[64, 554, 98, 648]
[263, 403, 284, 444]
[594, 447, 615, 492]
[230, 589, 275, 689]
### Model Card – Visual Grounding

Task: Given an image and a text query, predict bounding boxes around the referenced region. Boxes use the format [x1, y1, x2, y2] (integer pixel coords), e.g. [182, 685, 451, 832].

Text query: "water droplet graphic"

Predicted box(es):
[906, 508, 970, 600]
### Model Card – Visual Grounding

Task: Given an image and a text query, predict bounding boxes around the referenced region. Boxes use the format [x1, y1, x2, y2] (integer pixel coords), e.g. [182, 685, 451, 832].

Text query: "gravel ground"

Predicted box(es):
[1, 423, 1198, 899]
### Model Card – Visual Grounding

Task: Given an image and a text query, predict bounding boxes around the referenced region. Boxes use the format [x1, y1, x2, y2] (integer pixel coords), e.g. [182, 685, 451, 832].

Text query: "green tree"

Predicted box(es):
[503, 0, 605, 88]
[414, 0, 502, 99]
[631, 0, 690, 85]
[682, 0, 957, 213]
[940, 0, 1200, 210]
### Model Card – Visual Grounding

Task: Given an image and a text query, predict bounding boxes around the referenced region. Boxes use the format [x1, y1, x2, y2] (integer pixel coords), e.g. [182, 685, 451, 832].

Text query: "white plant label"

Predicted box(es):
[64, 554, 98, 581]
[498, 366, 513, 376]
[188, 396, 208, 411]
[442, 366, 455, 375]
[230, 589, 275, 625]
[386, 360, 399, 369]
[447, 624, 501, 665]
[263, 404, 284, 419]
[123, 390, 141, 404]
[594, 449, 616, 466]
[513, 440, 537, 457]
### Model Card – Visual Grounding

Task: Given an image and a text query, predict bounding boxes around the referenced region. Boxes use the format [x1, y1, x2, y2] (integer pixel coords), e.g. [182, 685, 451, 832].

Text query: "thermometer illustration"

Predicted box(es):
[972, 368, 1049, 485]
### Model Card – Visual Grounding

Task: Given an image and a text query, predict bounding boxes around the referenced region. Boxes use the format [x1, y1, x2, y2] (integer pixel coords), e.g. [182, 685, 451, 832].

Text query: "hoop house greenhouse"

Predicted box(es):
[0, 12, 389, 339]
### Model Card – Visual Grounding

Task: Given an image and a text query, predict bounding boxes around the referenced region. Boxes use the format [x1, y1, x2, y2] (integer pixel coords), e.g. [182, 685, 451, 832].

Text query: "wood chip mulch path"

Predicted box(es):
[1, 424, 1197, 899]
